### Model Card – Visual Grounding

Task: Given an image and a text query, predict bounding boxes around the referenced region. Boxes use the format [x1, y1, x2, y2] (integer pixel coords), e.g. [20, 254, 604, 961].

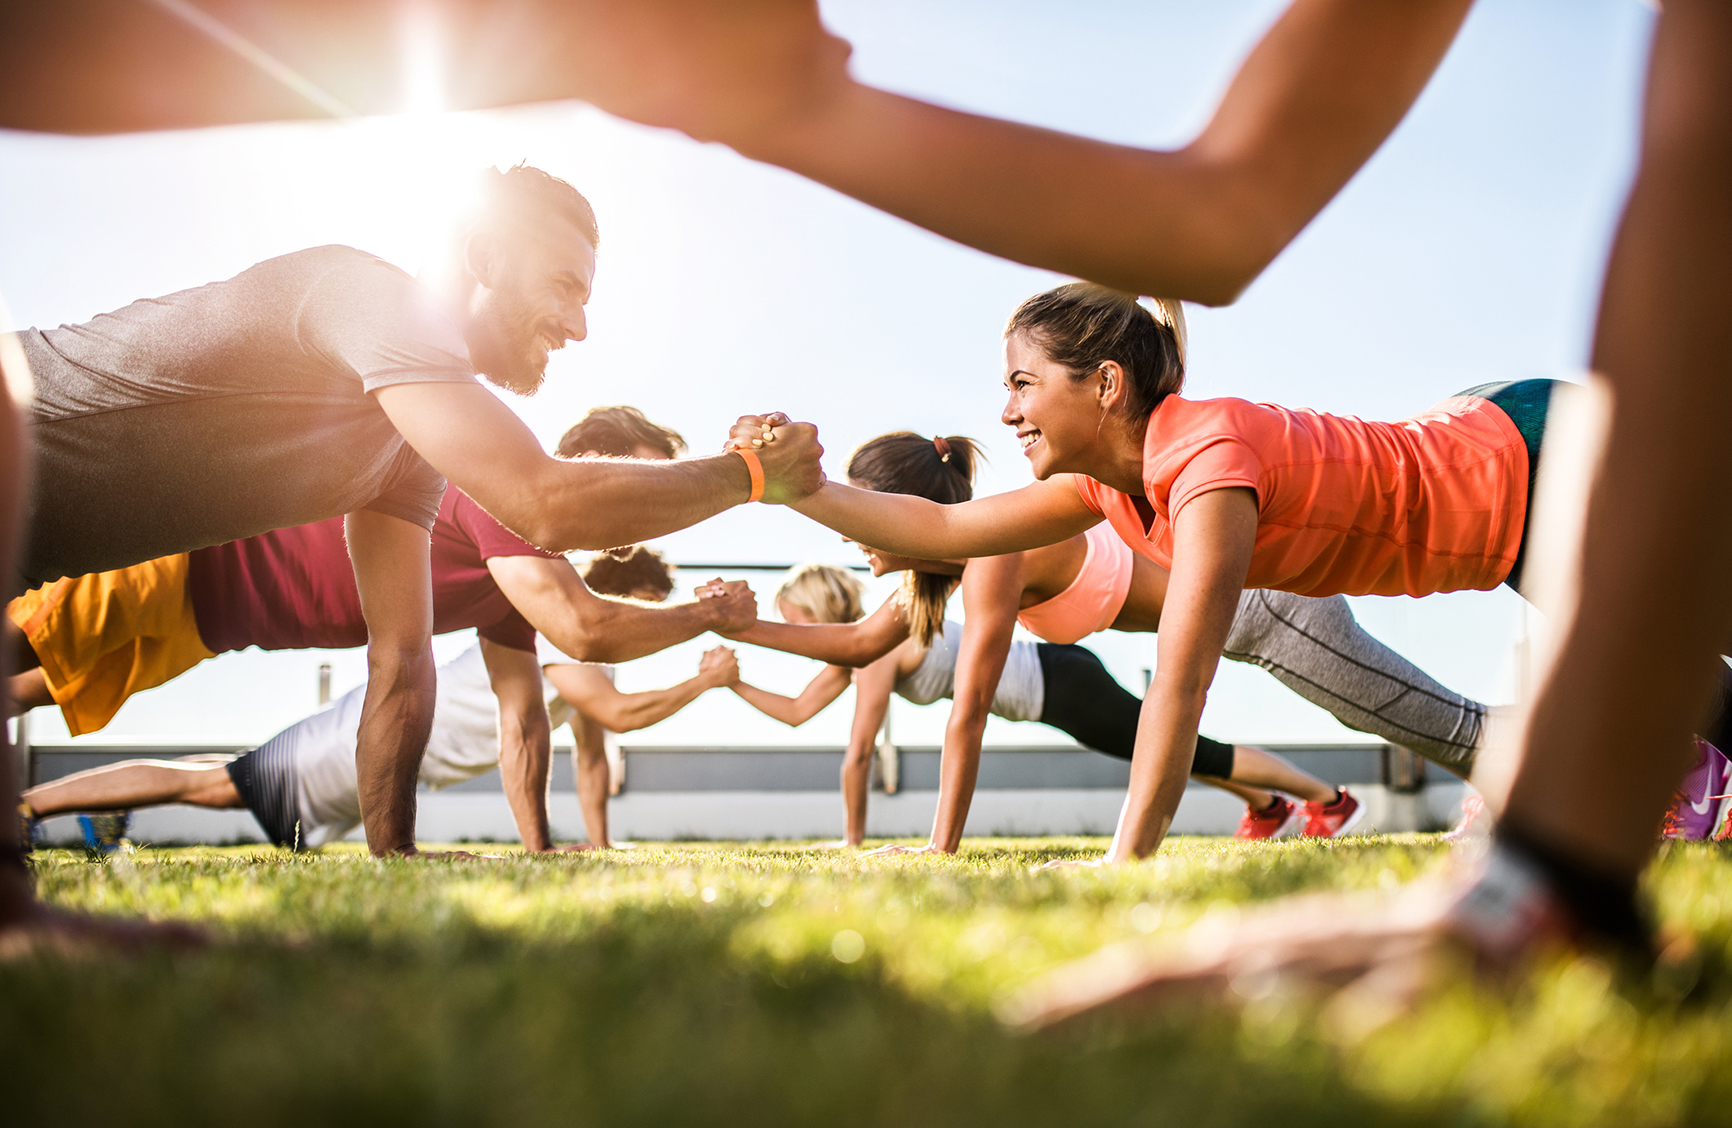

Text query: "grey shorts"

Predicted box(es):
[225, 740, 304, 850]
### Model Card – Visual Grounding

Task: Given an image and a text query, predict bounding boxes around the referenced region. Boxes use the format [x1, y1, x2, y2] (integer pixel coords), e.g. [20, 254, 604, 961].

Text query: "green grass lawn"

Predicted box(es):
[6, 835, 1732, 1127]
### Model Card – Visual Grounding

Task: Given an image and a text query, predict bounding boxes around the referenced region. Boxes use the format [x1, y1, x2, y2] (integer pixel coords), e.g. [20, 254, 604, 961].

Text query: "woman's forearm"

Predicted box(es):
[1105, 681, 1208, 863]
[792, 481, 1084, 561]
[729, 681, 815, 727]
[725, 615, 906, 668]
[929, 710, 989, 853]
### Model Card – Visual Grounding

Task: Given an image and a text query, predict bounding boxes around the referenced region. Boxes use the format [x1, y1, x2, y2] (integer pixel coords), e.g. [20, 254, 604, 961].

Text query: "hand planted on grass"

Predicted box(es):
[862, 843, 946, 858]
[724, 413, 824, 504]
[695, 578, 757, 632]
[1000, 880, 1482, 1035]
[1035, 857, 1105, 871]
[555, 0, 853, 146]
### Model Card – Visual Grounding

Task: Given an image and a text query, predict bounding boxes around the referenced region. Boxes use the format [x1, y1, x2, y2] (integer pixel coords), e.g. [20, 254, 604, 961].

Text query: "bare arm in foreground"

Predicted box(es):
[552, 0, 1475, 304]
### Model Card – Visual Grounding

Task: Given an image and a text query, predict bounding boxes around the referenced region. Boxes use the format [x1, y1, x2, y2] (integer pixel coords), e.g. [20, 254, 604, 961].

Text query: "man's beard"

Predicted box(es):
[471, 284, 551, 396]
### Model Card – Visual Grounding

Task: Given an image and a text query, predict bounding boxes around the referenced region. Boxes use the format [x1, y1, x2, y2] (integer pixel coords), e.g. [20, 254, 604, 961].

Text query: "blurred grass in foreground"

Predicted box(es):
[5, 836, 1731, 1127]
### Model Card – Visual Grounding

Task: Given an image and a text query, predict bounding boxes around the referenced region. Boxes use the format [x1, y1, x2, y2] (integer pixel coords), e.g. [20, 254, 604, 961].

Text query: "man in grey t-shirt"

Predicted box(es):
[21, 246, 465, 585]
[10, 164, 824, 868]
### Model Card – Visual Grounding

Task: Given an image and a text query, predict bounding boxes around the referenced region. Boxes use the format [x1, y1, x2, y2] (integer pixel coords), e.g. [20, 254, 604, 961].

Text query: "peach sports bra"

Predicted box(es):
[1014, 523, 1134, 645]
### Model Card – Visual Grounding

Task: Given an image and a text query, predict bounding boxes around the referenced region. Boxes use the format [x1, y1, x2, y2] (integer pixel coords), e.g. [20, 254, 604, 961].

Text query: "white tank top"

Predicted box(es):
[894, 620, 1045, 722]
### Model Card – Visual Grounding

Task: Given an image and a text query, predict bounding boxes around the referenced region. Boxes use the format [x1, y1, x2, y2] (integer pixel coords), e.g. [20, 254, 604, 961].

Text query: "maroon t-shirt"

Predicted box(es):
[188, 490, 558, 654]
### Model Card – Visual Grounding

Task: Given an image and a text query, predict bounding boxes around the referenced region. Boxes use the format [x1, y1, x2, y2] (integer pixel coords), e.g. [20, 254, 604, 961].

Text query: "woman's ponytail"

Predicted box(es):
[845, 432, 982, 647]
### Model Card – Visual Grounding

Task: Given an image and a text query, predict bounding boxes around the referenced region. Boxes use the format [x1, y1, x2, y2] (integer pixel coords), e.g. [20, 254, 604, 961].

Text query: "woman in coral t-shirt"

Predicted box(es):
[770, 282, 1572, 866]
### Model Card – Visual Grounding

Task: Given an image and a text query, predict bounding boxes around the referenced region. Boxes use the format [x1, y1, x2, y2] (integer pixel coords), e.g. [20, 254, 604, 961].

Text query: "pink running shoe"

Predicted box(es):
[1236, 795, 1301, 840]
[1444, 793, 1490, 841]
[1300, 788, 1364, 838]
[1661, 739, 1732, 841]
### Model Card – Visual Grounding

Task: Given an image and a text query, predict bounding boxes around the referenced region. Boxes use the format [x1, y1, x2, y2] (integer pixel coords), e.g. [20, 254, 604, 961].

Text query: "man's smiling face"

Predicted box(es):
[465, 215, 596, 396]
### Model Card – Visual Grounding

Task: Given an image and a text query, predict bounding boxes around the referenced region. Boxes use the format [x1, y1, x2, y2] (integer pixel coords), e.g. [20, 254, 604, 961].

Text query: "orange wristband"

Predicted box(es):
[732, 446, 765, 503]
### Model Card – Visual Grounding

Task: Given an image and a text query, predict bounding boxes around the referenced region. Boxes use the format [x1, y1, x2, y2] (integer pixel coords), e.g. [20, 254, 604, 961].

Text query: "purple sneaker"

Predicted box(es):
[1661, 739, 1732, 840]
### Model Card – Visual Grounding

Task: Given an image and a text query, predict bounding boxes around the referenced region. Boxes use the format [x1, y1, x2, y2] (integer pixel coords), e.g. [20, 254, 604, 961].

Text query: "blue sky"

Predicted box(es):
[0, 0, 1653, 750]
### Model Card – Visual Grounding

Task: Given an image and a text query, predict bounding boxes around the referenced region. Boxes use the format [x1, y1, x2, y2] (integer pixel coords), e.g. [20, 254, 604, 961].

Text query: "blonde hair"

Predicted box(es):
[1149, 296, 1188, 369]
[776, 564, 867, 625]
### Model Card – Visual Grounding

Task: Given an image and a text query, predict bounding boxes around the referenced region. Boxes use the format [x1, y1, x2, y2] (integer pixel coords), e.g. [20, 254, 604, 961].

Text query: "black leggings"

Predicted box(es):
[1035, 643, 1236, 777]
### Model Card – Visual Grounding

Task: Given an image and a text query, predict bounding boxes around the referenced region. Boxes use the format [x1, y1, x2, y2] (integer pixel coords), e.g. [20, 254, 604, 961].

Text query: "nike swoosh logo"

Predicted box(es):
[1692, 770, 1721, 814]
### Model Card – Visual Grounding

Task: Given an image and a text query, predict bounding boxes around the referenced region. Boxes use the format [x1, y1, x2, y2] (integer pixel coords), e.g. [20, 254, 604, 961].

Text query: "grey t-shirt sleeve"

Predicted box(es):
[362, 447, 448, 531]
[296, 254, 478, 393]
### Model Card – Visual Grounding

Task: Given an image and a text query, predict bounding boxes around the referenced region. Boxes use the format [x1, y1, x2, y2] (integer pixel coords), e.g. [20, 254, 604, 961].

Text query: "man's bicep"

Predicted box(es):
[374, 382, 551, 505]
[488, 554, 595, 624]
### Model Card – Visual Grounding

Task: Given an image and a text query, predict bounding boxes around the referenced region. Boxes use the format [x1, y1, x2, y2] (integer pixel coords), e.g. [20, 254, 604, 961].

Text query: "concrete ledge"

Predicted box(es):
[30, 742, 1412, 791]
[35, 782, 1471, 847]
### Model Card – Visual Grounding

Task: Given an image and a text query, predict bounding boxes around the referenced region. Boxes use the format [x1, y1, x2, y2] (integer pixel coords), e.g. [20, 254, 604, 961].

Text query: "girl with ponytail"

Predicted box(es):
[725, 419, 1489, 851]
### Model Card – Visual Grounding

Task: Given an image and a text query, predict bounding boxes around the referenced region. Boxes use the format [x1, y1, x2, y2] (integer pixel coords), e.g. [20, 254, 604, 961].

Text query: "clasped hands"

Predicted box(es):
[723, 412, 825, 505]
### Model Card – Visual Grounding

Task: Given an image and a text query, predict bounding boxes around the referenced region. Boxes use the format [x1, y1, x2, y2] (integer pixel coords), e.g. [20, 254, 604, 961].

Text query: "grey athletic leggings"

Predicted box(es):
[1223, 589, 1485, 774]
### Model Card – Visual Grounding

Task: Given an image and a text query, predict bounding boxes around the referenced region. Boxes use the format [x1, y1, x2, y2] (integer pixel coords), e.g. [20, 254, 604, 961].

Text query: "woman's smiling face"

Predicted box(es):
[1001, 331, 1107, 479]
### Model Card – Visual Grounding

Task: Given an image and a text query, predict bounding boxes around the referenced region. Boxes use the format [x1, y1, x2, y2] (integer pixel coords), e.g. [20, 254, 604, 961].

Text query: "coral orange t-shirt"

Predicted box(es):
[1070, 393, 1529, 598]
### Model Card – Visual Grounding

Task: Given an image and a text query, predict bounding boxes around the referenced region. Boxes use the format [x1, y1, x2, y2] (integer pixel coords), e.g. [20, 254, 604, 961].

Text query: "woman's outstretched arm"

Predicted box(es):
[729, 664, 853, 727]
[723, 596, 911, 667]
[1103, 488, 1258, 864]
[793, 477, 1098, 561]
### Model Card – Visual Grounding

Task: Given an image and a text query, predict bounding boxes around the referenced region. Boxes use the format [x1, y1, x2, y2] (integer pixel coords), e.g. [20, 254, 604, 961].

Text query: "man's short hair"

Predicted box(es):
[558, 406, 687, 460]
[581, 545, 674, 601]
[474, 162, 599, 248]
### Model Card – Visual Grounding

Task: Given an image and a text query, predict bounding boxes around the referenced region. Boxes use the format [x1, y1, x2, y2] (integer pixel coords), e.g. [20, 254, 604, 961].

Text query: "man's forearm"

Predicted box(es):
[485, 454, 755, 554]
[354, 646, 437, 856]
[500, 717, 554, 852]
[540, 598, 725, 665]
[606, 678, 710, 733]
